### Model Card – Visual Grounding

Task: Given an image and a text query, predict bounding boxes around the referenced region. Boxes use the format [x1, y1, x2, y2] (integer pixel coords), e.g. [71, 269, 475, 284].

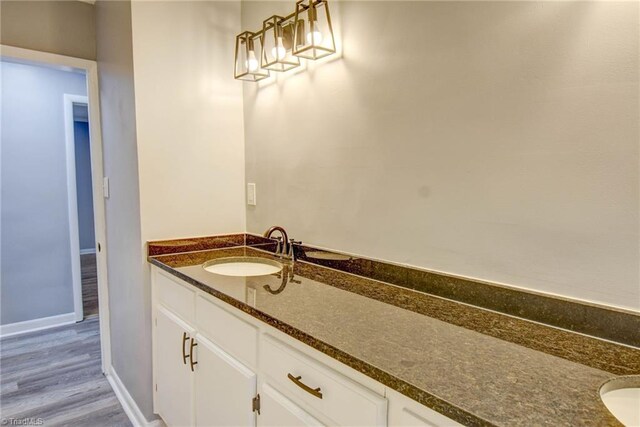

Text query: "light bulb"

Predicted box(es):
[271, 36, 287, 60]
[306, 20, 323, 45]
[246, 50, 259, 72]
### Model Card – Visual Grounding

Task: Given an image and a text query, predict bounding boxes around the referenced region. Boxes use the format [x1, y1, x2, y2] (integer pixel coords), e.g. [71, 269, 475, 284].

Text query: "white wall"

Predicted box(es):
[94, 0, 245, 418]
[0, 61, 87, 324]
[243, 1, 640, 311]
[95, 0, 151, 418]
[131, 0, 246, 242]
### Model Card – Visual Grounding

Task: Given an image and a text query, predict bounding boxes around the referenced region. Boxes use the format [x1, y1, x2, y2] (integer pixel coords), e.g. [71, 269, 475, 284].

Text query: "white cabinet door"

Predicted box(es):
[155, 304, 195, 427]
[258, 381, 325, 427]
[194, 334, 257, 427]
[387, 388, 462, 427]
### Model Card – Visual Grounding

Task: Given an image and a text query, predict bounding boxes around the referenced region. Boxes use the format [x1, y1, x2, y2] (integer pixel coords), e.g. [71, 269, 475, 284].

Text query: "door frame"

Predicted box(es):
[63, 94, 89, 322]
[1, 44, 112, 372]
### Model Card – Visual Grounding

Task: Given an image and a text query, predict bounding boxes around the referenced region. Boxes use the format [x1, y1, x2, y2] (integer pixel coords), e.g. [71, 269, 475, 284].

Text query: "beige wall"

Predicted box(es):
[243, 1, 640, 311]
[95, 0, 153, 420]
[0, 0, 96, 60]
[131, 0, 246, 242]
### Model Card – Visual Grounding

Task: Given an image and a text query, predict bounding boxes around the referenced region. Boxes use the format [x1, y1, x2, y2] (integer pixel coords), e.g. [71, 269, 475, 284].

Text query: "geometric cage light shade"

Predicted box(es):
[234, 0, 336, 82]
[292, 0, 335, 60]
[234, 31, 270, 81]
[261, 15, 301, 72]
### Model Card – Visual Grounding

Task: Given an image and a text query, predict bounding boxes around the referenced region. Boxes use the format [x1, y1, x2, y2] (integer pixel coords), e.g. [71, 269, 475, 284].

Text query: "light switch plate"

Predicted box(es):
[103, 177, 110, 199]
[247, 183, 256, 206]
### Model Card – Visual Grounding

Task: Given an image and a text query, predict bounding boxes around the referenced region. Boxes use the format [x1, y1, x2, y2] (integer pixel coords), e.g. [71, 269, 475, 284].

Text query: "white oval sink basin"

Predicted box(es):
[203, 257, 283, 277]
[600, 377, 640, 426]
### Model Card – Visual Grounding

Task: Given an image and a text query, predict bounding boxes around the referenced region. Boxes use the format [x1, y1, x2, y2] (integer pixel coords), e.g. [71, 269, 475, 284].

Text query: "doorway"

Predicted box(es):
[64, 97, 99, 319]
[1, 63, 97, 325]
[0, 45, 111, 372]
[0, 44, 128, 425]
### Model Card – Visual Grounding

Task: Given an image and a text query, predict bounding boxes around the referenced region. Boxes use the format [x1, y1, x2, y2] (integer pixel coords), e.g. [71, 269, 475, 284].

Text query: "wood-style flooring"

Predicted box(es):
[0, 317, 131, 426]
[81, 254, 99, 318]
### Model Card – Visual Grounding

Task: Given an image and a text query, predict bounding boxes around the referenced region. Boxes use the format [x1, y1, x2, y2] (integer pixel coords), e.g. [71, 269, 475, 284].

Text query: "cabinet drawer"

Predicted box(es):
[260, 335, 387, 427]
[195, 294, 258, 368]
[154, 269, 195, 324]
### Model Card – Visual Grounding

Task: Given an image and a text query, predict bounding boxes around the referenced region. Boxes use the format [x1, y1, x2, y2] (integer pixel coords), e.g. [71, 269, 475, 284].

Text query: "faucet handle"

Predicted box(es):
[274, 236, 283, 256]
[288, 239, 302, 261]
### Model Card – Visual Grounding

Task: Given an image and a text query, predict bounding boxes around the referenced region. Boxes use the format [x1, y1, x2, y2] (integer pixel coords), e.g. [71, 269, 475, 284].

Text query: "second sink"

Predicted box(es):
[203, 257, 283, 277]
[600, 376, 640, 426]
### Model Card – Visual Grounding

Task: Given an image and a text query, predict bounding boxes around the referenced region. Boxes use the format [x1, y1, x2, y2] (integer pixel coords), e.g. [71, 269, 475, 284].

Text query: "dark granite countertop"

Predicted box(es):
[149, 245, 636, 427]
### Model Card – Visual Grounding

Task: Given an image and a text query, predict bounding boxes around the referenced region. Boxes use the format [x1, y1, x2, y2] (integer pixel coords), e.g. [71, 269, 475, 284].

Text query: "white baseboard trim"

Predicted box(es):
[80, 248, 97, 255]
[0, 312, 77, 338]
[106, 366, 163, 427]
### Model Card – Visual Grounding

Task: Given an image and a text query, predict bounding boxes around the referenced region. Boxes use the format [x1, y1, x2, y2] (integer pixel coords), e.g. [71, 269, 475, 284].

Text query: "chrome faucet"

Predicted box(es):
[263, 226, 289, 258]
[263, 226, 301, 261]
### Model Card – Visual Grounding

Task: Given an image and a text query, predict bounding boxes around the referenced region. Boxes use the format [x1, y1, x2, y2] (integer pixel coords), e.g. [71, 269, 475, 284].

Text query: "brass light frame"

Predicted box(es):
[234, 0, 336, 82]
[261, 15, 300, 72]
[292, 0, 336, 60]
[234, 31, 270, 81]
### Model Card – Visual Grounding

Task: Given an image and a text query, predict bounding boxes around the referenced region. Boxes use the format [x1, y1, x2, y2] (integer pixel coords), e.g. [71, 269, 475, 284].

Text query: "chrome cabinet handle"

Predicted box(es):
[287, 373, 323, 399]
[189, 338, 198, 372]
[182, 332, 189, 365]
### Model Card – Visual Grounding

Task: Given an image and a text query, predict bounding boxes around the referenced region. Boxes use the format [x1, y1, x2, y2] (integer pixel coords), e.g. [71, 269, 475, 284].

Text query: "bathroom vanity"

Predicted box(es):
[151, 266, 454, 427]
[148, 234, 640, 427]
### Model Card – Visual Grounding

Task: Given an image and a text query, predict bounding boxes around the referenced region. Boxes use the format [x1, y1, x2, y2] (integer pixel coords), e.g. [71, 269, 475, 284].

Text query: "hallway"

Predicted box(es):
[81, 253, 99, 317]
[0, 318, 131, 426]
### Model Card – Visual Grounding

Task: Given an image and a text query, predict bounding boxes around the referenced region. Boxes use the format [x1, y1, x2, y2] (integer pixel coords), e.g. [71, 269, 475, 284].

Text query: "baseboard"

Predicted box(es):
[0, 312, 77, 338]
[106, 366, 163, 427]
[80, 248, 96, 255]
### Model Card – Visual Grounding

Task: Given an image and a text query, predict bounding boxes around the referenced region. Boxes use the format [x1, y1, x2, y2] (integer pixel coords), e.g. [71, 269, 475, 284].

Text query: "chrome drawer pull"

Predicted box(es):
[287, 373, 323, 399]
